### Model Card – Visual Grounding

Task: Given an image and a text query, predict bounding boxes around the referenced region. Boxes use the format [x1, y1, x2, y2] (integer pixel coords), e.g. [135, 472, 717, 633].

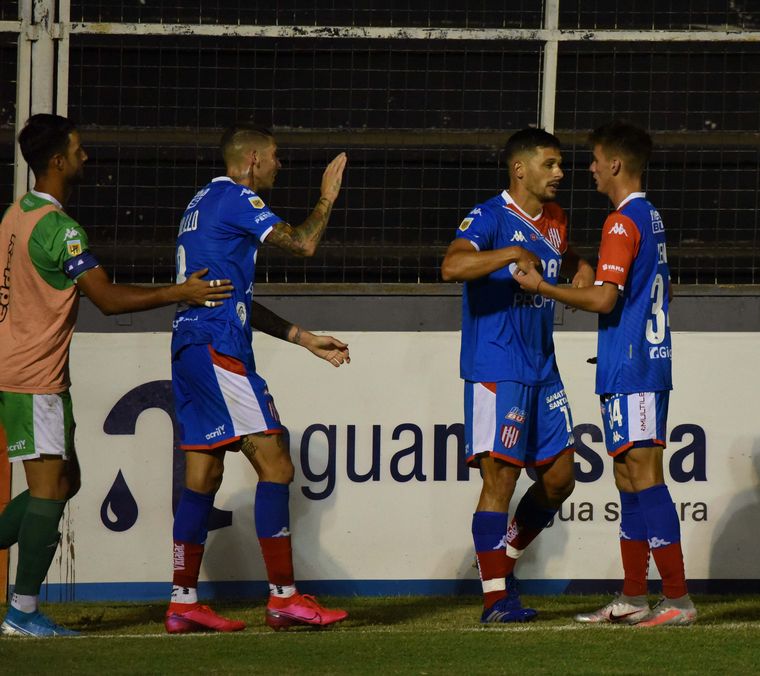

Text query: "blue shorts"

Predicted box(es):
[599, 391, 669, 457]
[172, 344, 283, 451]
[464, 380, 575, 467]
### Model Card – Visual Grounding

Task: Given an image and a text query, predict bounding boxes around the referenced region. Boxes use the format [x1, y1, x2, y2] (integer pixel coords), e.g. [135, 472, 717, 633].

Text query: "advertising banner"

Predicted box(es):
[11, 331, 760, 600]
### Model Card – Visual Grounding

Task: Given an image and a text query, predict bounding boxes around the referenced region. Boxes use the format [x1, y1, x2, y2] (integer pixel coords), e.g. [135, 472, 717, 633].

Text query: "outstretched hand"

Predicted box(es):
[301, 331, 351, 367]
[320, 153, 348, 204]
[182, 268, 234, 307]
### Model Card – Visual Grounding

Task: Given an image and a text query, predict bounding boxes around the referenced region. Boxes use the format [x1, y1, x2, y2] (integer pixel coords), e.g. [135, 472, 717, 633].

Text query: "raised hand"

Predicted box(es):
[320, 152, 348, 204]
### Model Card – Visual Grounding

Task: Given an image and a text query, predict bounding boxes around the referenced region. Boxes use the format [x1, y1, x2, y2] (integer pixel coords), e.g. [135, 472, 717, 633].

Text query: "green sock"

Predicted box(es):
[0, 490, 30, 549]
[14, 497, 66, 596]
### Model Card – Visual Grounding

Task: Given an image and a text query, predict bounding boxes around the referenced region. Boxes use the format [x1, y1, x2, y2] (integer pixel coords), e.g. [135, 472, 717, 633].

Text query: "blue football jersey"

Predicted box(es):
[456, 191, 568, 385]
[171, 176, 281, 365]
[594, 192, 672, 394]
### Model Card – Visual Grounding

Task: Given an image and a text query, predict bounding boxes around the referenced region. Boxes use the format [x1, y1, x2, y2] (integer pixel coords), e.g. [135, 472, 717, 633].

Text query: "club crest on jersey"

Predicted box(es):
[608, 222, 628, 236]
[546, 228, 562, 250]
[66, 240, 82, 256]
[500, 424, 521, 449]
[248, 196, 265, 209]
[458, 217, 473, 232]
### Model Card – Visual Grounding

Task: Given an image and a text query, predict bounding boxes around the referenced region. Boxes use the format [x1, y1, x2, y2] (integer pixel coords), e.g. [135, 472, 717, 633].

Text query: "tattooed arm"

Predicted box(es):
[265, 152, 347, 257]
[251, 301, 350, 367]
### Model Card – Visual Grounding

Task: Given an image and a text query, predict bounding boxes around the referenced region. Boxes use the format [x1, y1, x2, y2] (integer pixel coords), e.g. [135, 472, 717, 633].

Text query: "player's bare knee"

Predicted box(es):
[206, 470, 224, 494]
[257, 454, 294, 484]
[481, 468, 518, 504]
[554, 476, 575, 503]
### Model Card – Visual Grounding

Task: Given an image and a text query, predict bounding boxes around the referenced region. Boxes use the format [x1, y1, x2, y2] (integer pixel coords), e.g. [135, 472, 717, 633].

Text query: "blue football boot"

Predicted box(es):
[1, 607, 79, 637]
[480, 574, 538, 624]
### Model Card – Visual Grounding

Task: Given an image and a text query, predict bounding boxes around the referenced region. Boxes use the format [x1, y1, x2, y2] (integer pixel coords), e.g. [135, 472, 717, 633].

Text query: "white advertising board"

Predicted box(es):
[12, 331, 760, 600]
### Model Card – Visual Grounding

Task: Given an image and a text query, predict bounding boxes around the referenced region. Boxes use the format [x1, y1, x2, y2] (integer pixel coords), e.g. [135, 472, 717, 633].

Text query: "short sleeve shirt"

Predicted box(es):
[456, 191, 568, 385]
[171, 177, 282, 366]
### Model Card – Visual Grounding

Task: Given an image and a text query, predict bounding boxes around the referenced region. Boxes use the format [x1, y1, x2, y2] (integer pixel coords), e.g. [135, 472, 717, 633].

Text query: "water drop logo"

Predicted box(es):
[100, 469, 138, 532]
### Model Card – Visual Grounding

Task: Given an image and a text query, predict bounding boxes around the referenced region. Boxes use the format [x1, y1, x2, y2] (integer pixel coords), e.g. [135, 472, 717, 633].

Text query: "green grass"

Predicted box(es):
[1, 595, 759, 675]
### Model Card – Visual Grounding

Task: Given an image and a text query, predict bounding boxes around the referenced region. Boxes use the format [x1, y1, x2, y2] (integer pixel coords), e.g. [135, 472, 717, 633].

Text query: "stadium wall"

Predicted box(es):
[10, 294, 760, 601]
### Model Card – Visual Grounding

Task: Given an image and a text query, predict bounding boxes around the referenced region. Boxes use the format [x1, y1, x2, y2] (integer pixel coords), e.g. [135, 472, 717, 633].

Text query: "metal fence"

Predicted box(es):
[2, 1, 759, 284]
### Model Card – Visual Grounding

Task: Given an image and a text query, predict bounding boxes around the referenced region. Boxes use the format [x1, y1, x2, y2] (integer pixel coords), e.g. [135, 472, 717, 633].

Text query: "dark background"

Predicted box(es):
[1, 2, 758, 284]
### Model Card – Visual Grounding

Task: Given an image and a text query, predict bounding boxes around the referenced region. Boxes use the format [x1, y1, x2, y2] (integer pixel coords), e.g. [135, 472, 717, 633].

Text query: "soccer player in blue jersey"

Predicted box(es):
[165, 124, 351, 633]
[0, 115, 232, 638]
[441, 128, 594, 623]
[517, 121, 696, 626]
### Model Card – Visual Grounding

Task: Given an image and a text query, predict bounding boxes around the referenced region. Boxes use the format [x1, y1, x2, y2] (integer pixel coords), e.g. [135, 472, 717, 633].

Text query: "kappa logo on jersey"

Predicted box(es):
[500, 424, 521, 449]
[458, 217, 473, 232]
[608, 222, 629, 236]
[64, 228, 79, 240]
[470, 208, 482, 216]
[66, 240, 82, 256]
[248, 196, 265, 209]
[506, 406, 526, 423]
[510, 231, 527, 242]
[612, 431, 623, 443]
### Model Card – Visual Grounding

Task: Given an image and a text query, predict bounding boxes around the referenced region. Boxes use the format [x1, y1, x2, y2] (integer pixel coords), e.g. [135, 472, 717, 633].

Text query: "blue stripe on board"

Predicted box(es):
[31, 578, 760, 602]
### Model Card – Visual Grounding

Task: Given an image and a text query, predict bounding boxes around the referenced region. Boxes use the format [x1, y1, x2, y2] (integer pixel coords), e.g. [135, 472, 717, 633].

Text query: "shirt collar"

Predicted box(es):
[501, 190, 543, 222]
[617, 191, 646, 210]
[30, 189, 62, 209]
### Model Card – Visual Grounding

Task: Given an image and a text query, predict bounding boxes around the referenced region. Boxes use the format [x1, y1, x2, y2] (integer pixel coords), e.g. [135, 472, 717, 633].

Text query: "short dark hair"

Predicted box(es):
[504, 127, 561, 165]
[18, 114, 77, 177]
[589, 121, 652, 176]
[220, 123, 274, 163]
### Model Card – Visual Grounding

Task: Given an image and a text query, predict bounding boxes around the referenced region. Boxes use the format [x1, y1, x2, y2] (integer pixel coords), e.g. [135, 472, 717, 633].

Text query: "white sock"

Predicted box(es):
[171, 586, 198, 604]
[269, 584, 297, 599]
[11, 593, 38, 613]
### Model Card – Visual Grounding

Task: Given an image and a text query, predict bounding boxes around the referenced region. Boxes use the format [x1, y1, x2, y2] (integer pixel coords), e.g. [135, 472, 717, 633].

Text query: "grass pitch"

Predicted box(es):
[1, 595, 759, 674]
